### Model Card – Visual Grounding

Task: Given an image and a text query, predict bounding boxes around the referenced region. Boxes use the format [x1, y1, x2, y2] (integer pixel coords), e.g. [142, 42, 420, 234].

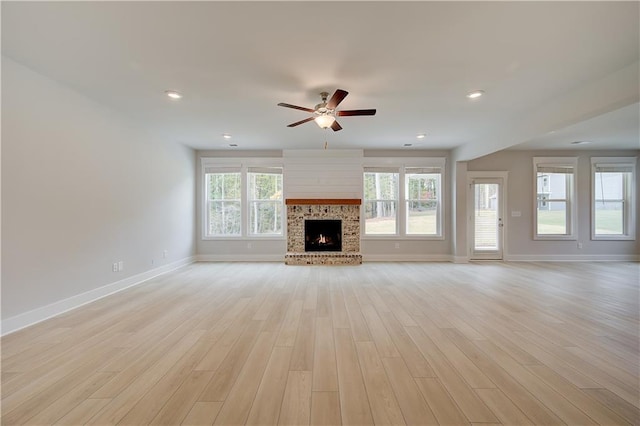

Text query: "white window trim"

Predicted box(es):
[533, 157, 578, 240]
[247, 167, 284, 237]
[590, 156, 636, 241]
[363, 166, 400, 236]
[201, 157, 285, 240]
[362, 157, 446, 240]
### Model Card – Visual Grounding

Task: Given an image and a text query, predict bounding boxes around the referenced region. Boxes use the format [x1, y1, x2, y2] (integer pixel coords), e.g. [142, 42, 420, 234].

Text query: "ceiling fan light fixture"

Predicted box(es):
[315, 114, 336, 129]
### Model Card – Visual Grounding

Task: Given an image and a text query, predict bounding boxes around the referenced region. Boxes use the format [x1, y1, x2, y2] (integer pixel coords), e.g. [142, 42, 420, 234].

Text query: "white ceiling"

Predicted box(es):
[3, 2, 639, 158]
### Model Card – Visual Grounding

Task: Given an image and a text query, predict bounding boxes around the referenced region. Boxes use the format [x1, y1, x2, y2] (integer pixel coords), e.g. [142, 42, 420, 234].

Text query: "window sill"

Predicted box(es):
[362, 235, 445, 241]
[591, 235, 635, 241]
[533, 235, 577, 241]
[202, 236, 285, 241]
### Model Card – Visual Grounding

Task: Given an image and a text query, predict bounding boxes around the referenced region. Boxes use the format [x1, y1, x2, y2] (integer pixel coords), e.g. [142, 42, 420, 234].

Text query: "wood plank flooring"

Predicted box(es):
[2, 261, 638, 425]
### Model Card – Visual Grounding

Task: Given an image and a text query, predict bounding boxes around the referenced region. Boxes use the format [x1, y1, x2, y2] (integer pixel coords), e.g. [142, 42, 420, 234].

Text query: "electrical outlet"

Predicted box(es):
[395, 243, 400, 249]
[118, 261, 124, 271]
[163, 250, 168, 258]
[112, 263, 118, 272]
[247, 242, 253, 249]
[577, 242, 583, 249]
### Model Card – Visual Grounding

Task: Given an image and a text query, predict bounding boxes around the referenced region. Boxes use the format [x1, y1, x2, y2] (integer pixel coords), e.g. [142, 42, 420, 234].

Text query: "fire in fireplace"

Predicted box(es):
[305, 219, 342, 252]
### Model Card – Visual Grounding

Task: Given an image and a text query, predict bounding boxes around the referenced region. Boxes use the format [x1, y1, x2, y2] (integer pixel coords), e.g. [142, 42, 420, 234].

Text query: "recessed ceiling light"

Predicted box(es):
[571, 141, 591, 145]
[222, 133, 232, 139]
[165, 90, 182, 99]
[416, 133, 426, 139]
[467, 90, 485, 99]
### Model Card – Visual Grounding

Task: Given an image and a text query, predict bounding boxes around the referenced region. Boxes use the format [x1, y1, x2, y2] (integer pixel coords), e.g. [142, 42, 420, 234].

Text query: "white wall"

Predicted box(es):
[467, 149, 640, 260]
[284, 149, 364, 199]
[2, 57, 196, 332]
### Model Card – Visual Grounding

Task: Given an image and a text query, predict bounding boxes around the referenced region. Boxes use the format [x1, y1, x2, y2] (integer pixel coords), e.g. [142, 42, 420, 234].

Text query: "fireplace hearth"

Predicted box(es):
[285, 199, 362, 265]
[305, 220, 342, 252]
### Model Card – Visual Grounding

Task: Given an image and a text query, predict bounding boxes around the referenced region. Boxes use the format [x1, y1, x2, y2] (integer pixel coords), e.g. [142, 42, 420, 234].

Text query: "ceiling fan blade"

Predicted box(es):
[337, 109, 377, 116]
[327, 89, 348, 109]
[278, 102, 315, 113]
[331, 120, 343, 132]
[287, 117, 315, 127]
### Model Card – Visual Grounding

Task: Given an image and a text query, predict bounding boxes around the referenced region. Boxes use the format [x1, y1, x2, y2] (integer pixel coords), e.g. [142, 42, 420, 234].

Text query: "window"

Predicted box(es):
[248, 167, 283, 236]
[405, 167, 441, 236]
[363, 159, 444, 238]
[533, 157, 577, 239]
[205, 169, 241, 236]
[591, 157, 636, 240]
[364, 168, 399, 235]
[203, 161, 284, 238]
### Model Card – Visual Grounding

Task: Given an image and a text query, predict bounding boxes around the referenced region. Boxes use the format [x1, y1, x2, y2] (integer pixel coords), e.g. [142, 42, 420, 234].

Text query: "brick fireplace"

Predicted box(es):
[285, 199, 362, 265]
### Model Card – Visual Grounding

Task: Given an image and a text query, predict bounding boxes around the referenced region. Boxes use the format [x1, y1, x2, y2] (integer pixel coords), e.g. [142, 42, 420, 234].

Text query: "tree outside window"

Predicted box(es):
[364, 169, 399, 235]
[406, 169, 440, 235]
[248, 168, 283, 236]
[206, 172, 241, 236]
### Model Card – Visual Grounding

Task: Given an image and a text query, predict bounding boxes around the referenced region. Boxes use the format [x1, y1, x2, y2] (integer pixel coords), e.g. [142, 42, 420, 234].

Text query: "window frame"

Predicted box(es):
[362, 158, 445, 240]
[590, 157, 636, 241]
[247, 167, 284, 237]
[363, 167, 400, 236]
[204, 167, 242, 238]
[404, 167, 443, 237]
[533, 157, 578, 240]
[202, 158, 285, 240]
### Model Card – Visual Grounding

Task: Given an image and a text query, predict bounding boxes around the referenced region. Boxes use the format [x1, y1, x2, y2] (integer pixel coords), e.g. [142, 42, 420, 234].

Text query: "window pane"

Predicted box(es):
[595, 201, 624, 235]
[364, 200, 397, 234]
[406, 174, 439, 200]
[364, 172, 398, 200]
[407, 201, 437, 234]
[594, 172, 626, 236]
[207, 173, 241, 236]
[208, 173, 241, 200]
[537, 201, 567, 234]
[209, 201, 241, 235]
[537, 172, 567, 199]
[364, 172, 398, 235]
[474, 183, 499, 250]
[595, 172, 624, 200]
[249, 201, 283, 235]
[249, 172, 283, 200]
[248, 172, 283, 236]
[534, 158, 577, 239]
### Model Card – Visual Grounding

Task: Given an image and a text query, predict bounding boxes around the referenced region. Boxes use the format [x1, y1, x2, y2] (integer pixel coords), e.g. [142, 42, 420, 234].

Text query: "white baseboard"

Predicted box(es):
[453, 256, 469, 264]
[197, 254, 455, 262]
[504, 254, 640, 262]
[1, 256, 196, 336]
[363, 254, 453, 262]
[196, 254, 283, 262]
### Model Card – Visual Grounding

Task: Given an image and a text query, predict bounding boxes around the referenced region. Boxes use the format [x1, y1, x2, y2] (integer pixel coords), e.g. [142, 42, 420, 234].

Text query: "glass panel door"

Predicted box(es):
[471, 178, 503, 259]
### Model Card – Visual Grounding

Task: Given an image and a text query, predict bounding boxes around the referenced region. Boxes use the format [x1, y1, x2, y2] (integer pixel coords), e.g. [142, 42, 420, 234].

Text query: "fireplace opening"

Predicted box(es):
[305, 219, 342, 252]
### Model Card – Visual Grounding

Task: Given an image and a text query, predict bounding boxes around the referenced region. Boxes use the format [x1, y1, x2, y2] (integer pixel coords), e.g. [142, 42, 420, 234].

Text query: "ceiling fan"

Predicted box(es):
[277, 89, 376, 132]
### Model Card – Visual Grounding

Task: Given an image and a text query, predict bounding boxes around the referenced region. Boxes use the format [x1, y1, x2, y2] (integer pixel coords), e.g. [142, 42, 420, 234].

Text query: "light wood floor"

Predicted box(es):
[2, 261, 639, 425]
